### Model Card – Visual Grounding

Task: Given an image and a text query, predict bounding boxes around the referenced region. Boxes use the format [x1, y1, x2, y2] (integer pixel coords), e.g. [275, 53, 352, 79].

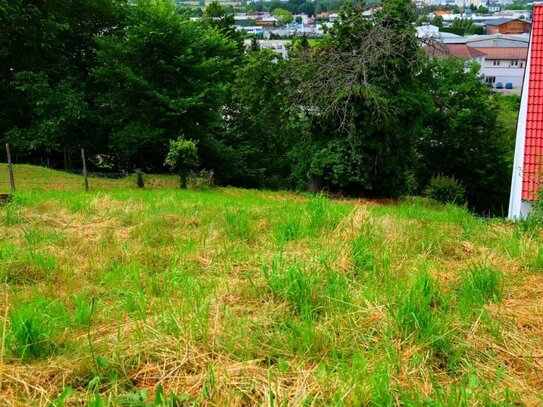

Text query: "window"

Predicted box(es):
[511, 60, 519, 66]
[493, 60, 501, 66]
[485, 76, 496, 84]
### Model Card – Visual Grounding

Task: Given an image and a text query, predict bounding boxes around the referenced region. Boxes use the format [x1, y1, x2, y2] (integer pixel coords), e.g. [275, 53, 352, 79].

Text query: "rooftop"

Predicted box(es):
[486, 18, 530, 26]
[473, 47, 528, 59]
[522, 4, 543, 200]
[424, 43, 486, 59]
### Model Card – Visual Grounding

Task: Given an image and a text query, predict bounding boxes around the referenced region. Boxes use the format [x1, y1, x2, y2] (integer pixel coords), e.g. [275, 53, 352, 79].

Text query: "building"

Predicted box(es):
[485, 1, 501, 13]
[424, 43, 486, 65]
[439, 34, 530, 93]
[473, 47, 527, 89]
[486, 18, 531, 35]
[255, 17, 277, 27]
[233, 14, 254, 27]
[509, 3, 543, 219]
[243, 39, 290, 59]
[236, 26, 264, 35]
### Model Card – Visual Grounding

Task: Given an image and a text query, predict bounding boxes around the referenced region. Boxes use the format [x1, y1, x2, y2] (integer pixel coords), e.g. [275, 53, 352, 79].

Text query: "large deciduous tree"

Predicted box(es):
[0, 0, 125, 163]
[288, 0, 429, 196]
[92, 0, 237, 170]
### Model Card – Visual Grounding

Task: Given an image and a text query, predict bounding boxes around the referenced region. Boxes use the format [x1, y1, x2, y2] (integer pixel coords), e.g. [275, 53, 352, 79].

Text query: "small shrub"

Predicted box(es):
[426, 175, 466, 205]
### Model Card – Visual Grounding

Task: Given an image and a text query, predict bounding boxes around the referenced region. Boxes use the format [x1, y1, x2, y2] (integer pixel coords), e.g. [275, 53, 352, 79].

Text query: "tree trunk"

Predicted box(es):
[179, 171, 187, 189]
[308, 175, 321, 195]
[63, 146, 68, 171]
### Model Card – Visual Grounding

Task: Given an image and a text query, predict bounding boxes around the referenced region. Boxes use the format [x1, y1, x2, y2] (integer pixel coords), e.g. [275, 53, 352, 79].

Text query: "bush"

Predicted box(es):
[426, 175, 466, 205]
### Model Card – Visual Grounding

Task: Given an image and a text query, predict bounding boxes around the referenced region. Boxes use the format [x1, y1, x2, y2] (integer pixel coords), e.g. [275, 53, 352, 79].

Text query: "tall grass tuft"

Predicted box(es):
[457, 263, 504, 306]
[9, 297, 71, 360]
[224, 210, 253, 242]
[391, 271, 445, 341]
[263, 260, 317, 318]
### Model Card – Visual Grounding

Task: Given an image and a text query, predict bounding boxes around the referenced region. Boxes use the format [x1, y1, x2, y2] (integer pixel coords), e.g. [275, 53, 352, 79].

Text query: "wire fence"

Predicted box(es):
[0, 145, 185, 194]
[0, 145, 215, 195]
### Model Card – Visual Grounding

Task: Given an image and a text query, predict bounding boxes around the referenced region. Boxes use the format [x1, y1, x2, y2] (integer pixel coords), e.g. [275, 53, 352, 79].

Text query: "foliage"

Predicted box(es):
[272, 8, 294, 25]
[417, 58, 513, 215]
[450, 18, 484, 35]
[92, 0, 238, 170]
[164, 137, 199, 188]
[288, 0, 428, 196]
[426, 175, 466, 205]
[0, 0, 519, 216]
[221, 49, 296, 188]
[0, 0, 125, 162]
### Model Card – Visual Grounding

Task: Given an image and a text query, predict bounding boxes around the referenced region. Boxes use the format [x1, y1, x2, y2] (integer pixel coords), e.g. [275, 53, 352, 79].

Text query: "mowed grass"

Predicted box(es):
[1, 166, 543, 405]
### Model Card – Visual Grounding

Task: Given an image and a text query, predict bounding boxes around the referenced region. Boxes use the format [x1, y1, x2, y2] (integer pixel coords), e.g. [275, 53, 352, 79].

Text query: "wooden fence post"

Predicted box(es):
[81, 148, 89, 192]
[5, 144, 15, 193]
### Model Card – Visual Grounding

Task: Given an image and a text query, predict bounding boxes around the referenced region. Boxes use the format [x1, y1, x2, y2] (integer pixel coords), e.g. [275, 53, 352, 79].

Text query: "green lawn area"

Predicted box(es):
[1, 165, 543, 405]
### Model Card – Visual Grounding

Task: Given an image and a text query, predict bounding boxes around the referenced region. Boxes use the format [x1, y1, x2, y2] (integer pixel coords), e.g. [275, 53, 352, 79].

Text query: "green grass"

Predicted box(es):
[0, 165, 542, 405]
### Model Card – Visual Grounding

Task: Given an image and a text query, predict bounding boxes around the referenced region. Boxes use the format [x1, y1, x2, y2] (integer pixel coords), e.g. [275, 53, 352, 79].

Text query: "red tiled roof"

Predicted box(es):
[473, 47, 527, 60]
[522, 3, 543, 200]
[424, 44, 486, 59]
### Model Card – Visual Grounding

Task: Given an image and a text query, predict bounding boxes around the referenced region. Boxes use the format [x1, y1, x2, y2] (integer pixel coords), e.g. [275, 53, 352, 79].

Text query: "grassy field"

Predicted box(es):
[1, 165, 543, 405]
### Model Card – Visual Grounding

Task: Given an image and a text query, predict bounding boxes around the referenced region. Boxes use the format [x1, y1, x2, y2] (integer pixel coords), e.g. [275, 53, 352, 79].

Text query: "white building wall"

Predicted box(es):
[509, 37, 532, 219]
[481, 62, 526, 89]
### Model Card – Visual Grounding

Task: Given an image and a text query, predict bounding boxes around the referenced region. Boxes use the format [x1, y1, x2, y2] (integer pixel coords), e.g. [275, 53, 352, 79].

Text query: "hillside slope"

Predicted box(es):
[0, 166, 542, 405]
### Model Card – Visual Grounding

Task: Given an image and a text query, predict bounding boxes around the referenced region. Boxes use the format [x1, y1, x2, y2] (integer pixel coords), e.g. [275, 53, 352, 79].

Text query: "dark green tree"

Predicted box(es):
[417, 58, 513, 215]
[92, 0, 237, 170]
[288, 0, 428, 196]
[0, 0, 125, 164]
[221, 50, 297, 188]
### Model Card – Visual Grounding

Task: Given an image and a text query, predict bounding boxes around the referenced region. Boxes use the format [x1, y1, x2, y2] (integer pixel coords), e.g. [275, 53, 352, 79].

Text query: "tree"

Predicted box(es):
[298, 2, 315, 16]
[272, 8, 294, 25]
[417, 58, 513, 215]
[287, 0, 428, 196]
[0, 0, 126, 165]
[431, 15, 444, 27]
[92, 0, 237, 170]
[451, 18, 478, 34]
[221, 49, 297, 188]
[165, 138, 199, 188]
[477, 6, 489, 14]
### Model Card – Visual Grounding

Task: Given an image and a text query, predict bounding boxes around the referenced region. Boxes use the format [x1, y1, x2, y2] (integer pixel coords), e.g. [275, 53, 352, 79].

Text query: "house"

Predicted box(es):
[432, 10, 452, 18]
[485, 1, 501, 13]
[243, 39, 290, 58]
[509, 3, 543, 219]
[255, 17, 277, 27]
[473, 47, 528, 90]
[486, 18, 531, 35]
